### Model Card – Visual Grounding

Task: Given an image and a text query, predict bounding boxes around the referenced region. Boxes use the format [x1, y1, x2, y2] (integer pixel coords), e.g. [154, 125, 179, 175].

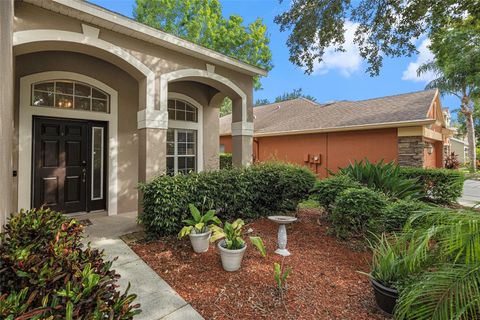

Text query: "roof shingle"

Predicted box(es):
[220, 89, 438, 136]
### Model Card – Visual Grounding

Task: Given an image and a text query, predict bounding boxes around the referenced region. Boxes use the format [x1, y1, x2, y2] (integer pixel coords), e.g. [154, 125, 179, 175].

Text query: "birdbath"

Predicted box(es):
[268, 215, 297, 256]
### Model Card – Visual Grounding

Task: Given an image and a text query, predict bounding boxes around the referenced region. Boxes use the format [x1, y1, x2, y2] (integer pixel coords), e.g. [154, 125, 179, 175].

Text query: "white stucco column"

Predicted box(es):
[0, 0, 14, 231]
[231, 97, 253, 167]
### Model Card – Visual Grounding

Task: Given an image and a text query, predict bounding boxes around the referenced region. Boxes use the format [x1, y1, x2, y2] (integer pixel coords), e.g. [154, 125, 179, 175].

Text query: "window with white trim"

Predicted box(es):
[168, 99, 198, 122]
[31, 80, 110, 113]
[166, 128, 197, 175]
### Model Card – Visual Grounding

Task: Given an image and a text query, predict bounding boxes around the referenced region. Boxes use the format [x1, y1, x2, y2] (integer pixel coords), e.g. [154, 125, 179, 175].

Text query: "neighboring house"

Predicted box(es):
[0, 0, 265, 229]
[450, 137, 469, 164]
[220, 90, 453, 177]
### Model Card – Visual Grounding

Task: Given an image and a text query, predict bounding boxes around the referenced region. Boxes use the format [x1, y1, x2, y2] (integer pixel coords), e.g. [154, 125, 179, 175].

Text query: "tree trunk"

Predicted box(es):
[465, 112, 477, 172]
[461, 92, 477, 172]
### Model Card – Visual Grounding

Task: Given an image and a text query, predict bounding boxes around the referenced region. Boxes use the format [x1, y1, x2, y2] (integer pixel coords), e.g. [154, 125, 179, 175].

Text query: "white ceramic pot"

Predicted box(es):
[188, 230, 211, 253]
[217, 239, 247, 272]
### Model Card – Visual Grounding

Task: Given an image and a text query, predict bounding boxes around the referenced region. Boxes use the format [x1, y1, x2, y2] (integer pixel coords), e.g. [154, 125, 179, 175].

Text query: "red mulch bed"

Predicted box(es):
[129, 209, 390, 320]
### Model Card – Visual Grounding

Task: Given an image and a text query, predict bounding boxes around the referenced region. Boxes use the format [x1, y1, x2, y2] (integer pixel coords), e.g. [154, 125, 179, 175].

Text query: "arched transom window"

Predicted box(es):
[168, 99, 198, 122]
[31, 80, 110, 113]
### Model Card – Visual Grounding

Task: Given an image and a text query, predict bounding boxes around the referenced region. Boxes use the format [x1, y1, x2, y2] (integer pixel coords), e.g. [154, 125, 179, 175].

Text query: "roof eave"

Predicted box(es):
[24, 0, 268, 77]
[220, 119, 437, 137]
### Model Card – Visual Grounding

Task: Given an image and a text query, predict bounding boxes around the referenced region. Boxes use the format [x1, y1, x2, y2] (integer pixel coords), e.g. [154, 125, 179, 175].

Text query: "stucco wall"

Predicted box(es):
[14, 51, 139, 214]
[221, 128, 398, 177]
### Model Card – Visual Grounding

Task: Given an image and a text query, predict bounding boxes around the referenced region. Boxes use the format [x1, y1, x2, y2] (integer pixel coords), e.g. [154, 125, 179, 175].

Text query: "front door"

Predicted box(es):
[32, 117, 107, 213]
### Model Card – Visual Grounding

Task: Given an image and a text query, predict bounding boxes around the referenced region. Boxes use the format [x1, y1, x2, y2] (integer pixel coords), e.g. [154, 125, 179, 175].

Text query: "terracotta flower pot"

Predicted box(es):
[371, 278, 398, 315]
[217, 239, 246, 272]
[188, 230, 211, 253]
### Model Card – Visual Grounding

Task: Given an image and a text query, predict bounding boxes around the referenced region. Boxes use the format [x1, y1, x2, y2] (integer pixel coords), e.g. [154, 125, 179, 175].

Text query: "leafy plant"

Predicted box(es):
[140, 162, 315, 237]
[219, 153, 232, 169]
[330, 187, 388, 239]
[309, 175, 361, 210]
[0, 208, 140, 319]
[339, 159, 424, 200]
[373, 200, 428, 234]
[210, 218, 266, 256]
[274, 262, 292, 291]
[178, 203, 221, 238]
[400, 167, 464, 204]
[444, 151, 461, 169]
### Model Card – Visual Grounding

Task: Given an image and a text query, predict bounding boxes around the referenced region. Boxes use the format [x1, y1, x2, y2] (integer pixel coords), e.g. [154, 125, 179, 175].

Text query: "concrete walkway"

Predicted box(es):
[84, 212, 203, 320]
[459, 179, 480, 208]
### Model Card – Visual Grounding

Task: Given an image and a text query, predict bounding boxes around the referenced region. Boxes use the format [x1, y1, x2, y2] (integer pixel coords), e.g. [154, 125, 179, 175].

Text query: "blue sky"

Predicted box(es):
[90, 0, 458, 115]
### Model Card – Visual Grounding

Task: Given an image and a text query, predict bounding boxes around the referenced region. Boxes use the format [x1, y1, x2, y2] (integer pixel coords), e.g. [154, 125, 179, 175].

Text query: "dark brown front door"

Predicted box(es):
[32, 117, 107, 214]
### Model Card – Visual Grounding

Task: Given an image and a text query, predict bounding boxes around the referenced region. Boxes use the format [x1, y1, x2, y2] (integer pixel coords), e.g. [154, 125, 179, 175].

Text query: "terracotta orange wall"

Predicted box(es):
[423, 139, 444, 168]
[220, 136, 232, 153]
[221, 128, 398, 177]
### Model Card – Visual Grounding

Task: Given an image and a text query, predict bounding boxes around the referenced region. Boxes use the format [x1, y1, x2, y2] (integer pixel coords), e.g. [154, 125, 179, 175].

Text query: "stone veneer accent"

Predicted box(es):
[398, 136, 424, 167]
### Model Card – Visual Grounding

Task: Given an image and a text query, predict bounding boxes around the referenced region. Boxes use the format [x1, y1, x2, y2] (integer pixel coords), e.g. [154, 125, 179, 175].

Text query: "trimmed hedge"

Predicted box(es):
[219, 153, 233, 169]
[330, 187, 388, 239]
[400, 168, 464, 204]
[310, 175, 361, 210]
[0, 208, 140, 319]
[139, 162, 316, 237]
[373, 200, 429, 233]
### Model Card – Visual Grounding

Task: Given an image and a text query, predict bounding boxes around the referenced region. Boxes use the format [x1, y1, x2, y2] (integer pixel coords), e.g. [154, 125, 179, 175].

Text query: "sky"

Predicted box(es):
[90, 0, 458, 116]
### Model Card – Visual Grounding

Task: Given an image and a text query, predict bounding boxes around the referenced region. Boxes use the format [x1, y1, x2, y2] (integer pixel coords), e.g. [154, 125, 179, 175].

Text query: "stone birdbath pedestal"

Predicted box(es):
[268, 216, 297, 256]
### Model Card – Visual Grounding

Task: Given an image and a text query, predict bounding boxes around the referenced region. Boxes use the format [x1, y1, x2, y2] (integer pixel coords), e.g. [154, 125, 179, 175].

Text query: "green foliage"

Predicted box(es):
[330, 187, 388, 239]
[133, 0, 273, 90]
[297, 199, 321, 209]
[0, 208, 140, 320]
[310, 175, 361, 210]
[274, 88, 316, 103]
[393, 207, 480, 319]
[274, 262, 292, 291]
[339, 159, 424, 200]
[274, 0, 478, 76]
[178, 203, 221, 238]
[219, 153, 232, 169]
[220, 98, 232, 116]
[400, 167, 464, 204]
[139, 162, 316, 237]
[210, 219, 266, 256]
[374, 200, 428, 234]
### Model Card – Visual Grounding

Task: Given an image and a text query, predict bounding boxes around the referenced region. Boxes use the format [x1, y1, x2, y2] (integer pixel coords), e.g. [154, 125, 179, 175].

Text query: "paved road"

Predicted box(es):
[459, 179, 480, 208]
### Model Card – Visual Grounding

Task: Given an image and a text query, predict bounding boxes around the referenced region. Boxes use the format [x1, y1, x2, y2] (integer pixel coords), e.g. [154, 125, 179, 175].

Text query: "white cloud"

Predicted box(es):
[312, 21, 362, 77]
[401, 39, 436, 83]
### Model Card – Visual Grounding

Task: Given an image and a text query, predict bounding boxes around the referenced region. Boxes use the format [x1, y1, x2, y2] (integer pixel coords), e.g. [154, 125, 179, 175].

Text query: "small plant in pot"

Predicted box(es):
[178, 204, 221, 253]
[210, 218, 266, 272]
[360, 233, 404, 315]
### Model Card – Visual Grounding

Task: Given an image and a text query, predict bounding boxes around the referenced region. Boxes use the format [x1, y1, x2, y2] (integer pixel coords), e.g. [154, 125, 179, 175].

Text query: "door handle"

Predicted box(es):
[82, 168, 86, 183]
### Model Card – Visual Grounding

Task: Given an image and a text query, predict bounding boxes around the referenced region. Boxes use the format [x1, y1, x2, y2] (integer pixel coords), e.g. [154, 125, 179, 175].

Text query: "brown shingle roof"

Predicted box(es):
[220, 89, 438, 136]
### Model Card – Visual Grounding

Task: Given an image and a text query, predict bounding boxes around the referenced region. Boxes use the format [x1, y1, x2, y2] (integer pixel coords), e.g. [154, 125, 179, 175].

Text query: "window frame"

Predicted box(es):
[31, 79, 110, 113]
[166, 128, 197, 175]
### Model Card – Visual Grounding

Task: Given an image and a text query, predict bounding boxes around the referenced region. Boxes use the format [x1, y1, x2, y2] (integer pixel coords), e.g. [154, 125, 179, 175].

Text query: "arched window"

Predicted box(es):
[31, 80, 110, 113]
[166, 98, 201, 175]
[167, 99, 198, 122]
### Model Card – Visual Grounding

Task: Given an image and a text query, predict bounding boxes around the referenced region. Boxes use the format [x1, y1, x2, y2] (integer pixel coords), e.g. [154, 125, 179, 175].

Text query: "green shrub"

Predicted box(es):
[139, 162, 316, 237]
[330, 187, 388, 239]
[374, 200, 428, 233]
[0, 208, 140, 320]
[310, 175, 361, 210]
[219, 153, 232, 169]
[400, 167, 464, 204]
[339, 159, 424, 200]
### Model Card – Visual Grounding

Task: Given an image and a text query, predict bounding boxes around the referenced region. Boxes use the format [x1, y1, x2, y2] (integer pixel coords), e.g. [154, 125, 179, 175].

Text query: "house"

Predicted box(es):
[220, 90, 454, 177]
[0, 0, 265, 229]
[450, 137, 469, 164]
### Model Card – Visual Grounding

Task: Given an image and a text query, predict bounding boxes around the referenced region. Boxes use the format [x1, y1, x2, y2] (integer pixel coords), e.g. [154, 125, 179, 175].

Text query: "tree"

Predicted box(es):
[456, 103, 480, 144]
[274, 88, 316, 103]
[419, 19, 480, 172]
[274, 0, 479, 75]
[134, 0, 273, 90]
[220, 98, 232, 117]
[254, 98, 270, 106]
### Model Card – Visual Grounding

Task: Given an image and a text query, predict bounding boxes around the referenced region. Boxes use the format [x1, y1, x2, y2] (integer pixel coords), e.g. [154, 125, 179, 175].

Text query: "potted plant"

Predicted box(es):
[210, 218, 266, 272]
[361, 233, 403, 315]
[178, 204, 221, 253]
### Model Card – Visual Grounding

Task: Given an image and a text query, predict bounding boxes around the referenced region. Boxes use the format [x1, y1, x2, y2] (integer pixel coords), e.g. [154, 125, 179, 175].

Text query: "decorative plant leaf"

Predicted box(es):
[249, 236, 266, 257]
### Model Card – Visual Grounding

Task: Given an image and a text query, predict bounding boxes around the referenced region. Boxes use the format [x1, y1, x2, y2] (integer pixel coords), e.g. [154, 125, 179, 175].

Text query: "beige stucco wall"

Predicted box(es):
[13, 2, 254, 120]
[14, 51, 139, 214]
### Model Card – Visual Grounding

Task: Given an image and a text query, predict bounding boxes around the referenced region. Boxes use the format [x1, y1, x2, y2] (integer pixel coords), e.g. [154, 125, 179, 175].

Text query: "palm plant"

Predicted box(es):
[394, 207, 480, 319]
[338, 159, 424, 200]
